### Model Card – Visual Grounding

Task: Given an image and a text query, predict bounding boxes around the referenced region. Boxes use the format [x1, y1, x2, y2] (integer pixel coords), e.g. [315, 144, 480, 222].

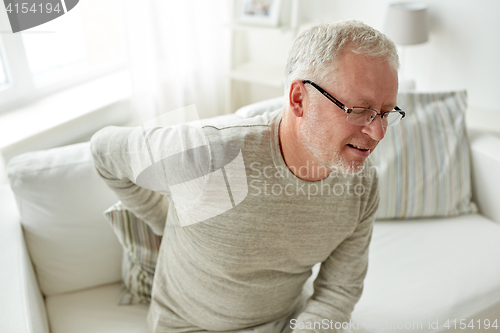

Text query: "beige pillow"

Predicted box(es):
[370, 91, 477, 219]
[104, 202, 162, 305]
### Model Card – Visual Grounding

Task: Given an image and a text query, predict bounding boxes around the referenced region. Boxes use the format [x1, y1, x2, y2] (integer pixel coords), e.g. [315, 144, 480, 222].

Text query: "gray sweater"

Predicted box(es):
[90, 110, 379, 332]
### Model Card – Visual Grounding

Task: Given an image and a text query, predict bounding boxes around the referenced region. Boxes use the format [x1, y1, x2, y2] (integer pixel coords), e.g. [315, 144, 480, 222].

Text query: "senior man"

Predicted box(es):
[91, 20, 402, 333]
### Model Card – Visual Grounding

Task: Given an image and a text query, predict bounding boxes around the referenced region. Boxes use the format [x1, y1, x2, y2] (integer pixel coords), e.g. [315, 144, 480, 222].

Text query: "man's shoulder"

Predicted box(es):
[201, 109, 282, 143]
[202, 109, 281, 131]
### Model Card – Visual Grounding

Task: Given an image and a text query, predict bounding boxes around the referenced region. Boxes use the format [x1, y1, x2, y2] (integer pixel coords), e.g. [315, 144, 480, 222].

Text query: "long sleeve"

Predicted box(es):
[291, 176, 379, 333]
[90, 126, 169, 235]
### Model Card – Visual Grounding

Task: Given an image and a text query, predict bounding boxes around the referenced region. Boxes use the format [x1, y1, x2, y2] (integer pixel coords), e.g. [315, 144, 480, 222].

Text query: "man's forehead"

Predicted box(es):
[325, 79, 398, 108]
[352, 97, 398, 108]
[329, 56, 399, 107]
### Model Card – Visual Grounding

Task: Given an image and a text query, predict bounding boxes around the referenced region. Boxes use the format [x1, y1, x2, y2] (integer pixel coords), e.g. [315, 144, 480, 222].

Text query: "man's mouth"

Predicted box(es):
[347, 144, 370, 152]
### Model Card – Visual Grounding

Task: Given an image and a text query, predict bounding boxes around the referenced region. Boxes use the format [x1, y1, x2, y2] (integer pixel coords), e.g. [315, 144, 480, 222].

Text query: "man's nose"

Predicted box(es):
[361, 116, 386, 141]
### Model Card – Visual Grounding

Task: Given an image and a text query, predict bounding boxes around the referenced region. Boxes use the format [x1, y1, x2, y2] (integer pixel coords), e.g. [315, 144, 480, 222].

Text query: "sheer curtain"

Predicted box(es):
[123, 0, 231, 123]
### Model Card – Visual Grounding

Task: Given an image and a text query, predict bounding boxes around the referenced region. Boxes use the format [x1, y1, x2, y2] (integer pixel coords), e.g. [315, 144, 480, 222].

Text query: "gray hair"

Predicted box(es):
[284, 20, 399, 94]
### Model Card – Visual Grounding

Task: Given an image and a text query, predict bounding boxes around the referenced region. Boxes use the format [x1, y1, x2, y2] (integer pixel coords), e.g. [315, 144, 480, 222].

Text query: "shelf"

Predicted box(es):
[230, 62, 285, 87]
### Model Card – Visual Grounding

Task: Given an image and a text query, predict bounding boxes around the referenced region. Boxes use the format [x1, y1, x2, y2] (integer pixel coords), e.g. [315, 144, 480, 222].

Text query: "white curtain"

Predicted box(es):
[123, 0, 231, 123]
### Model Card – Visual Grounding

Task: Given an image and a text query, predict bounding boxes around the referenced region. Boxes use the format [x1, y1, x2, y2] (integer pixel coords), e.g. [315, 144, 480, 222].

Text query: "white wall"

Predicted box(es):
[299, 0, 500, 132]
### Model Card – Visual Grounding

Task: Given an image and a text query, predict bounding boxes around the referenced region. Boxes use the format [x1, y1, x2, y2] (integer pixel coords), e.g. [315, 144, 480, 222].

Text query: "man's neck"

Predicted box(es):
[279, 110, 330, 181]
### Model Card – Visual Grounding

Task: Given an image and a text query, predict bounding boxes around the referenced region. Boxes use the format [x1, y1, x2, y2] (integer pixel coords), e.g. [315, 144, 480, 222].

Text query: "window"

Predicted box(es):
[21, 9, 88, 87]
[0, 50, 7, 88]
[0, 0, 127, 113]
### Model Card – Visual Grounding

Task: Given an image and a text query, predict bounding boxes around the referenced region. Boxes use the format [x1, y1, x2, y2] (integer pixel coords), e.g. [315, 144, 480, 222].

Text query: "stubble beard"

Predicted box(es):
[299, 102, 365, 176]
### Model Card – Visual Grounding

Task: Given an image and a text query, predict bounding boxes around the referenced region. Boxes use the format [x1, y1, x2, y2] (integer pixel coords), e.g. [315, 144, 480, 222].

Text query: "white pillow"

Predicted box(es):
[7, 142, 122, 296]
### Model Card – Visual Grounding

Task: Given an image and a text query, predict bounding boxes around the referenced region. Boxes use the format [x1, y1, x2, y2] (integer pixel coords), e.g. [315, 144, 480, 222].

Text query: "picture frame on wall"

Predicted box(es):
[235, 0, 283, 27]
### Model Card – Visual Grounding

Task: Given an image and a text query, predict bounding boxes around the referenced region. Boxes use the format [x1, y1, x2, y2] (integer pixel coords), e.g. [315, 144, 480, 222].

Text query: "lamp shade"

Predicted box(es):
[383, 2, 429, 45]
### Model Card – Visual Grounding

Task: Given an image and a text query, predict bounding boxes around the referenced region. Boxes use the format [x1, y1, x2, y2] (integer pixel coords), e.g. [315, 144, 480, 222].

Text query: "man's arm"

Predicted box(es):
[292, 177, 379, 333]
[90, 126, 169, 235]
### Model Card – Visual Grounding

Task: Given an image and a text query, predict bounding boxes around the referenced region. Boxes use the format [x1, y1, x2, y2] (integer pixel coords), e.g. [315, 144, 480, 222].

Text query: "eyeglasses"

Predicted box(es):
[302, 80, 405, 127]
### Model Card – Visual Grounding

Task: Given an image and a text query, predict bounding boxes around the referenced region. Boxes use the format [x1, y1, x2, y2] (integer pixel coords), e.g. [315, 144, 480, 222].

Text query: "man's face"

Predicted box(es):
[298, 52, 399, 174]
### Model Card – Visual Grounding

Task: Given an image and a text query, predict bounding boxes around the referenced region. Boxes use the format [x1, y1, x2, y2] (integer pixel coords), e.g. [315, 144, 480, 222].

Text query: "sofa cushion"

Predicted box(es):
[45, 282, 149, 333]
[352, 214, 500, 331]
[7, 142, 123, 296]
[104, 202, 161, 305]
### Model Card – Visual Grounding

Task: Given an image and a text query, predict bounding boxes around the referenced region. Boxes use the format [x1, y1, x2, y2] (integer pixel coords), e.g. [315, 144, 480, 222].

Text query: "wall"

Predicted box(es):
[298, 0, 500, 133]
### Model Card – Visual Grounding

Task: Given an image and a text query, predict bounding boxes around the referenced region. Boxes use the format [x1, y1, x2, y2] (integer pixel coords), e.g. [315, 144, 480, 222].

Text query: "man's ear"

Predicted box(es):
[288, 80, 305, 117]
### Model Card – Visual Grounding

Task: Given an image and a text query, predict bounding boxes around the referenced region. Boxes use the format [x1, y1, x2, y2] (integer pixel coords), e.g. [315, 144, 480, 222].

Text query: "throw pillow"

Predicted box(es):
[104, 202, 162, 305]
[370, 91, 477, 220]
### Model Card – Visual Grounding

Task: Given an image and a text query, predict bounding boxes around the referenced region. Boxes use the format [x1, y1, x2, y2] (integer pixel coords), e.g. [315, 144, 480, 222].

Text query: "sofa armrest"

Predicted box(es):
[469, 131, 500, 224]
[0, 186, 49, 333]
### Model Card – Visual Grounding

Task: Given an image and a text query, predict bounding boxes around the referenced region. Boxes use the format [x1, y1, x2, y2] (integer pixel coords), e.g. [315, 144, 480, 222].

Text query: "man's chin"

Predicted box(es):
[327, 159, 365, 175]
[305, 145, 367, 176]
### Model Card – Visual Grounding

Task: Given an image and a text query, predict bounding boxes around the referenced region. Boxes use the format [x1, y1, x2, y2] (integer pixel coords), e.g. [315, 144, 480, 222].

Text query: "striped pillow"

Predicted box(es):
[370, 91, 477, 220]
[104, 202, 162, 305]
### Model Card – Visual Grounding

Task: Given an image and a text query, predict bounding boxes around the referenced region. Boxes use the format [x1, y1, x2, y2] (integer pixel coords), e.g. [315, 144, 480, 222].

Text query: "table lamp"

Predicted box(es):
[383, 2, 429, 91]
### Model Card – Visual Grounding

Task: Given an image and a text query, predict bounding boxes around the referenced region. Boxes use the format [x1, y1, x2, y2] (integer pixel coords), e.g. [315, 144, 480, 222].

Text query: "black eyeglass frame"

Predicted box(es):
[301, 80, 405, 126]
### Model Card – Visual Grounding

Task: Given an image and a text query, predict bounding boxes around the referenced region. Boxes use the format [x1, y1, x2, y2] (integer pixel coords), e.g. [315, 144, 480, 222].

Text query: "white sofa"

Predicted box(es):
[2, 104, 500, 333]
